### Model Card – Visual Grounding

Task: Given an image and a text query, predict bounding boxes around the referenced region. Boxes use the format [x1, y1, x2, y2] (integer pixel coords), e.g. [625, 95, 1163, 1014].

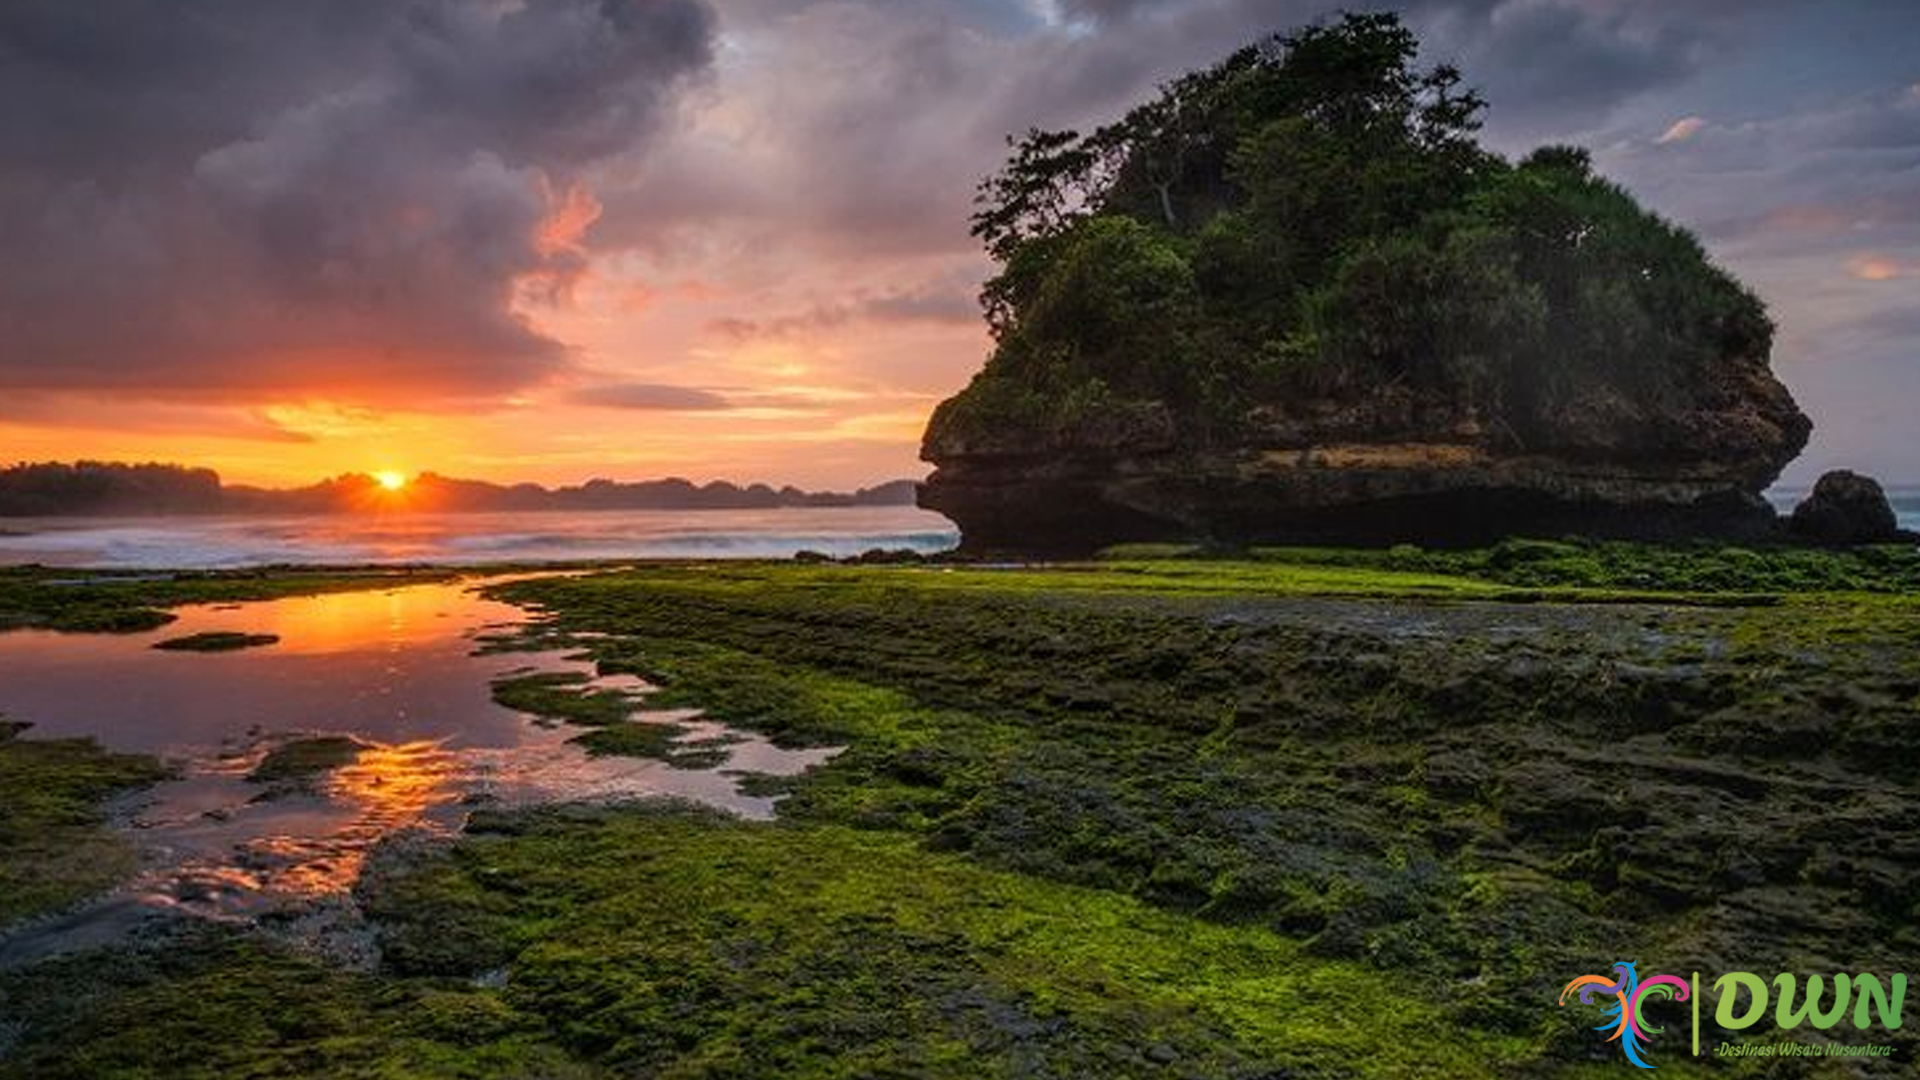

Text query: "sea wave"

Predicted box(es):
[0, 507, 960, 569]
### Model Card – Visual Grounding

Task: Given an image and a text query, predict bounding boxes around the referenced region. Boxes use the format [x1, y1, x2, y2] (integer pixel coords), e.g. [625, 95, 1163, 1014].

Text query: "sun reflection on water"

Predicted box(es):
[221, 586, 490, 655]
[237, 740, 469, 896]
[328, 740, 463, 826]
[0, 578, 843, 966]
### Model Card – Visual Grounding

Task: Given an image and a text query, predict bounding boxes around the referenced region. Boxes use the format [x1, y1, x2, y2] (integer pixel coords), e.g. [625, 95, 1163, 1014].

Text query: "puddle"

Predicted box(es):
[0, 577, 836, 966]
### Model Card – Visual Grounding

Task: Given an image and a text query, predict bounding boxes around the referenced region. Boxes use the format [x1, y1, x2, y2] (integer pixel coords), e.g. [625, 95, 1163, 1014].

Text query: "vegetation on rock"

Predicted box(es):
[0, 719, 170, 927]
[936, 13, 1788, 455]
[0, 566, 454, 634]
[490, 670, 732, 767]
[152, 631, 279, 653]
[246, 735, 366, 791]
[921, 14, 1809, 550]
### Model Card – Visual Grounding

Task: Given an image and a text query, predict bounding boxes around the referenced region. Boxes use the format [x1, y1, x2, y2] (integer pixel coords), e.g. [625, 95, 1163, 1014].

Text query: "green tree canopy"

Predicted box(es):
[931, 12, 1773, 458]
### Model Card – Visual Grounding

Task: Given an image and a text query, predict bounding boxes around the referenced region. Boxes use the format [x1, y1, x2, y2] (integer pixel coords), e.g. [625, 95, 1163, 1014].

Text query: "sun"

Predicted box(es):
[373, 470, 408, 492]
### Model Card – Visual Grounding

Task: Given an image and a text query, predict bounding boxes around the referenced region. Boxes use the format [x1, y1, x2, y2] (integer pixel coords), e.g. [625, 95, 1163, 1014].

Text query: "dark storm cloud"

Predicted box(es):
[1419, 2, 1705, 137]
[0, 0, 714, 401]
[1055, 0, 1155, 26]
[594, 0, 1743, 263]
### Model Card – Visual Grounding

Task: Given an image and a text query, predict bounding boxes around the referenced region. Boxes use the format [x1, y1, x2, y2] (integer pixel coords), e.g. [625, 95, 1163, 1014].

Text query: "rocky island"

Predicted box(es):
[920, 15, 1812, 552]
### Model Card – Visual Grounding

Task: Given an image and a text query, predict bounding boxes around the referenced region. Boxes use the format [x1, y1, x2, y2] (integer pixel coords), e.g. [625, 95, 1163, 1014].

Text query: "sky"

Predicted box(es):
[0, 0, 1916, 490]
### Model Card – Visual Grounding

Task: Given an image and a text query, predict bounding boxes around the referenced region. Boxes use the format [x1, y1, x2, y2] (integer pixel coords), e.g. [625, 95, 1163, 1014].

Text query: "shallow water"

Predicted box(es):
[0, 506, 957, 569]
[0, 578, 835, 964]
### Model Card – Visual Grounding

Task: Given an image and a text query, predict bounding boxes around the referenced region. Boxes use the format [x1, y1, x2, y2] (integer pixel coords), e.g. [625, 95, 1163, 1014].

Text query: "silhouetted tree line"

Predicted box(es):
[0, 462, 918, 516]
[0, 461, 224, 516]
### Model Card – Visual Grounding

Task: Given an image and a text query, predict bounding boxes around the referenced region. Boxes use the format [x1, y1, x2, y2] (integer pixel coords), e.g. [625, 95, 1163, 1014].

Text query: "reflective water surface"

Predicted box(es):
[0, 578, 835, 964]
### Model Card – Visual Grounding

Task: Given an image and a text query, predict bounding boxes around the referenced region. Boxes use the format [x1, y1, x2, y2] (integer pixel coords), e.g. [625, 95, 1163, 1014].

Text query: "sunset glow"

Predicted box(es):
[1, 5, 1918, 1076]
[0, 1, 1914, 489]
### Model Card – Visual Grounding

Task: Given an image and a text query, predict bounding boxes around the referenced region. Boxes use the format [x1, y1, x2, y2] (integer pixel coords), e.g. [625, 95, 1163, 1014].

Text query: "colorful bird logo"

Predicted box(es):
[1560, 961, 1691, 1069]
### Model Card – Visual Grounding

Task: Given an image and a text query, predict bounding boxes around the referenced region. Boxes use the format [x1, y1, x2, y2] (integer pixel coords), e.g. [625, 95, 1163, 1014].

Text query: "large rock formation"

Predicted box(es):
[917, 15, 1811, 553]
[920, 360, 1809, 553]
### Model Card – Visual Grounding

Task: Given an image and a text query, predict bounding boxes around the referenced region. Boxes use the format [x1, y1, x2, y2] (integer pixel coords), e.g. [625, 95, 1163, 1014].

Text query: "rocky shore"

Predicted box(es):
[7, 551, 1919, 1077]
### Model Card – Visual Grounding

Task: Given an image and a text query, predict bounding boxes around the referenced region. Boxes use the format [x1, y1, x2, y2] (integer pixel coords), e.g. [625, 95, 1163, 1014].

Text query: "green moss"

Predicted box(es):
[489, 669, 735, 768]
[568, 724, 733, 769]
[152, 631, 279, 652]
[246, 736, 366, 788]
[489, 672, 634, 727]
[476, 561, 1920, 1067]
[5, 557, 1914, 1077]
[0, 566, 458, 635]
[0, 933, 605, 1080]
[1244, 539, 1920, 596]
[0, 719, 170, 927]
[39, 606, 178, 633]
[359, 804, 1544, 1077]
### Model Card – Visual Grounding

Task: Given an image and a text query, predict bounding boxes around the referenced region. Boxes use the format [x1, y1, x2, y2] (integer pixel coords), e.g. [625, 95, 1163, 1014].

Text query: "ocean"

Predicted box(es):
[0, 506, 960, 569]
[2, 495, 1910, 570]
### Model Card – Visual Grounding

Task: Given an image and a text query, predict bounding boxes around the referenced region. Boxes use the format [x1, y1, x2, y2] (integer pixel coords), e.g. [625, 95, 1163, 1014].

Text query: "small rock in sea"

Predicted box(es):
[793, 549, 832, 564]
[1789, 469, 1901, 545]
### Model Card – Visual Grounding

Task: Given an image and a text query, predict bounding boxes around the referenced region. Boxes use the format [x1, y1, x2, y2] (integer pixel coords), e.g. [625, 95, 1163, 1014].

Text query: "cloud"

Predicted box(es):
[706, 279, 981, 342]
[1657, 116, 1707, 144]
[1849, 305, 1920, 344]
[0, 0, 716, 403]
[1054, 0, 1156, 26]
[6, 0, 1919, 490]
[588, 0, 1740, 268]
[1848, 254, 1920, 281]
[0, 391, 317, 443]
[1601, 85, 1920, 260]
[565, 382, 734, 411]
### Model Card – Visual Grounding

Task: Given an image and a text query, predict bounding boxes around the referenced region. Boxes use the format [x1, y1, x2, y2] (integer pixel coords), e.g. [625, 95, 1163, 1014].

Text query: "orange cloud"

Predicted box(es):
[1848, 254, 1918, 281]
[536, 182, 604, 258]
[1655, 115, 1706, 144]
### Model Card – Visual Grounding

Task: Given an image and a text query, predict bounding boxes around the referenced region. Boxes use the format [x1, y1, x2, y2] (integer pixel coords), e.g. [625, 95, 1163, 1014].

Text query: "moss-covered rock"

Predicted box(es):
[0, 719, 170, 928]
[246, 735, 366, 791]
[152, 631, 279, 652]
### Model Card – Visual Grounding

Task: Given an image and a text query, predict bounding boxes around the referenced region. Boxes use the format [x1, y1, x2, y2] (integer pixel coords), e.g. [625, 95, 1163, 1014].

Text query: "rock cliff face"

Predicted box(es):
[919, 354, 1810, 552]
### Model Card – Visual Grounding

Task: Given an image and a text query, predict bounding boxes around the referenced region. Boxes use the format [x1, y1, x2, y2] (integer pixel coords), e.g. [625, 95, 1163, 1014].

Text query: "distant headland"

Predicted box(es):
[0, 461, 917, 517]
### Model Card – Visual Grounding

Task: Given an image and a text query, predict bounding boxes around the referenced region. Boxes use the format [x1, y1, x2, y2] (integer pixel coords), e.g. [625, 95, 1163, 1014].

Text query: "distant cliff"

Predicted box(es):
[0, 462, 918, 516]
[919, 14, 1809, 552]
